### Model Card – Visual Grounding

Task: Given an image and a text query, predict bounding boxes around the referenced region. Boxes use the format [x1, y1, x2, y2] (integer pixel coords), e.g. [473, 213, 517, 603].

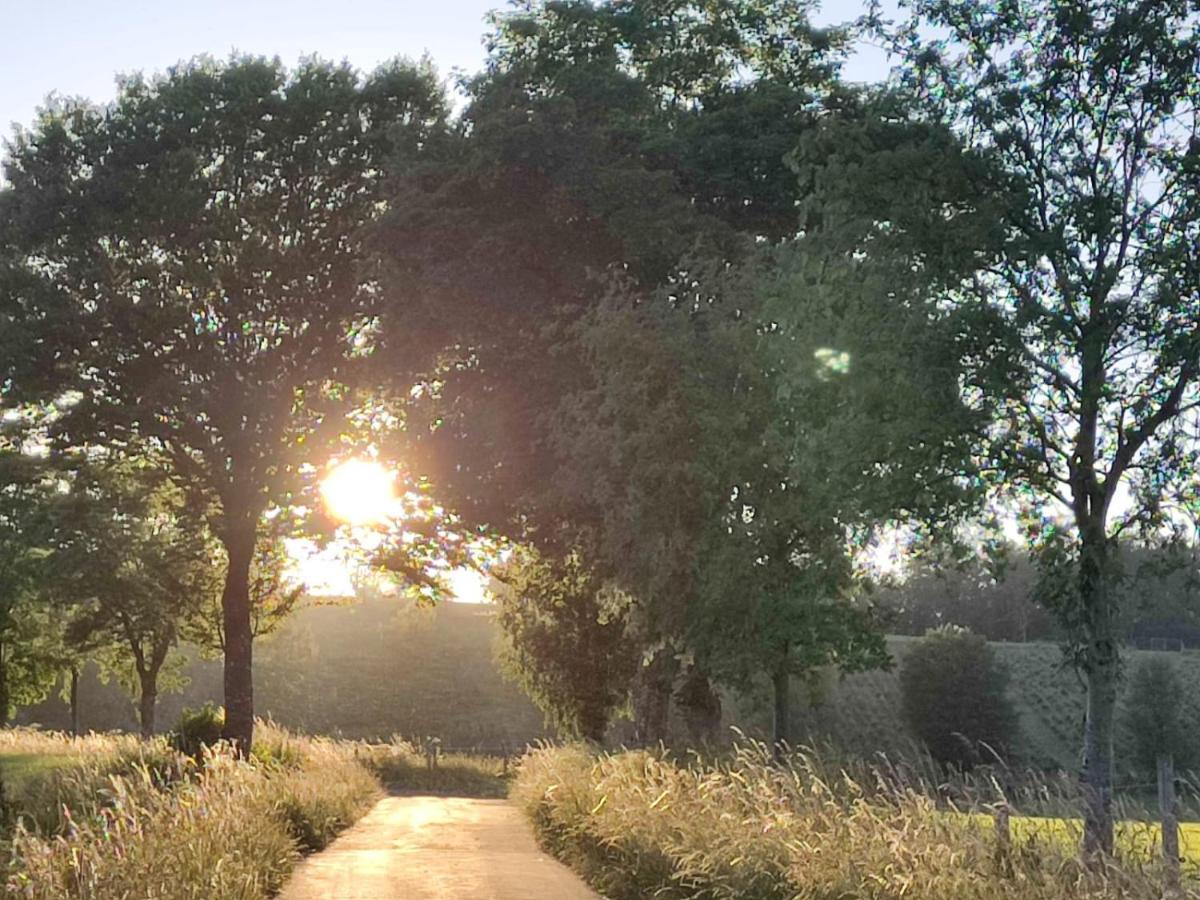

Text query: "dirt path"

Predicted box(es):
[277, 794, 598, 899]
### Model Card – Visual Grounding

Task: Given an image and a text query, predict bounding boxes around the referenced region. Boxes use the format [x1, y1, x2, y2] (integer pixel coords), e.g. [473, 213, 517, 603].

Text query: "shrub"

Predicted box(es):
[1121, 656, 1198, 773]
[899, 626, 1018, 768]
[172, 703, 226, 759]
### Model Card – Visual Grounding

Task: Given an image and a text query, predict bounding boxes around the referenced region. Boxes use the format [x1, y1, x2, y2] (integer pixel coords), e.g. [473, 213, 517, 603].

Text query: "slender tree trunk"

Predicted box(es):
[137, 668, 158, 739]
[772, 664, 790, 762]
[1079, 522, 1117, 858]
[221, 517, 257, 755]
[69, 666, 80, 737]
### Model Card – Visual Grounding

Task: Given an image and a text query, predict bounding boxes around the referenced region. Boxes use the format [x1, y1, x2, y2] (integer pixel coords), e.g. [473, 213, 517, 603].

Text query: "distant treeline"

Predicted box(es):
[879, 547, 1200, 647]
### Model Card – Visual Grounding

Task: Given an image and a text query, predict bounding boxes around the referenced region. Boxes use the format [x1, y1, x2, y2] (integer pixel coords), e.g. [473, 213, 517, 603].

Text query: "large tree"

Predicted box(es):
[0, 57, 448, 749]
[870, 0, 1200, 855]
[381, 0, 851, 738]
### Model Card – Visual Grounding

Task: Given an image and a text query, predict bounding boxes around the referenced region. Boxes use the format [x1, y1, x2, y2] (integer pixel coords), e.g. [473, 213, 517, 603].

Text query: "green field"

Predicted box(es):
[962, 812, 1200, 874]
[730, 636, 1200, 773]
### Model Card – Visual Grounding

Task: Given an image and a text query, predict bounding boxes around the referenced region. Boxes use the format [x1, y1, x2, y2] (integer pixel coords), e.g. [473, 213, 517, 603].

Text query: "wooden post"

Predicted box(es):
[994, 800, 1012, 876]
[1158, 753, 1181, 895]
[69, 666, 80, 738]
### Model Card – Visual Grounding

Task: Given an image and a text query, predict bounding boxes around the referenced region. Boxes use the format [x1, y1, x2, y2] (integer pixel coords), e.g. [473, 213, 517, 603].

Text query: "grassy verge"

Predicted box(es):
[1, 724, 381, 899]
[356, 738, 511, 797]
[513, 742, 1192, 900]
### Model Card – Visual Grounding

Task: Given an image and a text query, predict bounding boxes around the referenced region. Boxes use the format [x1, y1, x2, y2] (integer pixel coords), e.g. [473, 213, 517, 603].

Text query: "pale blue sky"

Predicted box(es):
[1, 0, 889, 136]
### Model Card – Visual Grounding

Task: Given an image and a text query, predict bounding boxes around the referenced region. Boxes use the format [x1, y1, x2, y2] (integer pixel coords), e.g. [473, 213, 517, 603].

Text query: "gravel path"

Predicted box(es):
[277, 794, 599, 900]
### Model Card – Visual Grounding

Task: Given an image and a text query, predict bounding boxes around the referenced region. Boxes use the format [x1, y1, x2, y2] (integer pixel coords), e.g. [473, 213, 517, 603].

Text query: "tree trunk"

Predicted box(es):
[221, 518, 257, 755]
[675, 665, 722, 747]
[137, 668, 158, 739]
[772, 665, 790, 762]
[1079, 524, 1117, 858]
[69, 666, 80, 737]
[633, 652, 676, 746]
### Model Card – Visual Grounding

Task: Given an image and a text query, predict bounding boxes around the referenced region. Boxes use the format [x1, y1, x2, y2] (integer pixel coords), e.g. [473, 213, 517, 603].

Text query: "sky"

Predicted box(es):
[0, 0, 892, 136]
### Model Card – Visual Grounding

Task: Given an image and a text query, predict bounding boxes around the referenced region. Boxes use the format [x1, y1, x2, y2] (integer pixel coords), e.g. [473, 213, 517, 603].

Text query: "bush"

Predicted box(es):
[899, 627, 1018, 768]
[172, 703, 226, 759]
[1121, 656, 1198, 773]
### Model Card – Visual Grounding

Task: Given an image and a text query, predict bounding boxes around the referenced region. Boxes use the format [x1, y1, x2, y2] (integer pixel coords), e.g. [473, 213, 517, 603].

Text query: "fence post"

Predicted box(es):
[1159, 753, 1181, 896]
[993, 800, 1011, 876]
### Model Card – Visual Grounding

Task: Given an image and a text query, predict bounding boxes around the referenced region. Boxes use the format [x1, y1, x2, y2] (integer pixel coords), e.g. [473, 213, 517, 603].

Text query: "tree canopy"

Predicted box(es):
[0, 55, 448, 749]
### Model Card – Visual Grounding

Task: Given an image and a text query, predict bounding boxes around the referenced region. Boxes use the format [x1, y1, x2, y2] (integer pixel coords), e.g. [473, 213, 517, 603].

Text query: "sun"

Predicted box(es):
[320, 459, 397, 526]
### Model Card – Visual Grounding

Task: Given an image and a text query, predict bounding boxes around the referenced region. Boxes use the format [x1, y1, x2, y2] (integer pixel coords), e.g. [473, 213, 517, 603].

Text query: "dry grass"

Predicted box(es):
[1, 724, 381, 899]
[355, 737, 511, 797]
[513, 742, 1194, 900]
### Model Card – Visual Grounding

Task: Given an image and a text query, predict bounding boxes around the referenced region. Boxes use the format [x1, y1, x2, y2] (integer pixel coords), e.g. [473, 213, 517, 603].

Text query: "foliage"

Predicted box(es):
[513, 742, 1178, 900]
[51, 458, 219, 737]
[1121, 656, 1198, 774]
[492, 547, 638, 741]
[0, 444, 66, 723]
[859, 0, 1200, 854]
[171, 703, 226, 760]
[0, 55, 448, 748]
[879, 551, 1056, 642]
[899, 627, 1019, 768]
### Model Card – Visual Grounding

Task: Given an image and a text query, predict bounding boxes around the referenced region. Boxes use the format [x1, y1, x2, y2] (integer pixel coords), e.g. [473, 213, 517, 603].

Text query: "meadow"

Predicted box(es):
[513, 742, 1197, 900]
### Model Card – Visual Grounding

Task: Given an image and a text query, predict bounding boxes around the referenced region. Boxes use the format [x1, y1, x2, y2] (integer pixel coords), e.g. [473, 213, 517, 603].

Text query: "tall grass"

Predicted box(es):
[355, 736, 511, 797]
[513, 742, 1192, 900]
[2, 725, 381, 899]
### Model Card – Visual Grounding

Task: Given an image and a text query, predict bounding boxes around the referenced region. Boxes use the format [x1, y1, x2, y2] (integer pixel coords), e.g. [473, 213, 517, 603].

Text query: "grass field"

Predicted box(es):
[730, 636, 1200, 772]
[960, 813, 1200, 875]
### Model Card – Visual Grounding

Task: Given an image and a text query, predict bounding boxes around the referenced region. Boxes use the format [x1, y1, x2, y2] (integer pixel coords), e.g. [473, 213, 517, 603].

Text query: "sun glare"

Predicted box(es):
[321, 459, 398, 526]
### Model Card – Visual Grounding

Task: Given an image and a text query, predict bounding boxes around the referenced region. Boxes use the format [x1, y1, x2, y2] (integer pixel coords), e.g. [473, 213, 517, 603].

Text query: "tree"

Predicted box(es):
[1, 57, 447, 750]
[872, 0, 1200, 854]
[380, 1, 854, 742]
[54, 459, 219, 738]
[0, 440, 63, 724]
[382, 0, 847, 533]
[900, 627, 1019, 769]
[492, 547, 638, 741]
[547, 250, 963, 753]
[1120, 657, 1197, 775]
[182, 530, 303, 656]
